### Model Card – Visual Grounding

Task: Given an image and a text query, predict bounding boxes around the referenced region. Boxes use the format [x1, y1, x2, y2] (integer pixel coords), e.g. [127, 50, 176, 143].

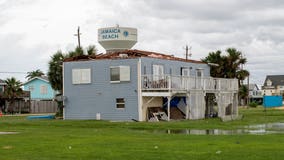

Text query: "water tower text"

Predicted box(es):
[100, 28, 120, 39]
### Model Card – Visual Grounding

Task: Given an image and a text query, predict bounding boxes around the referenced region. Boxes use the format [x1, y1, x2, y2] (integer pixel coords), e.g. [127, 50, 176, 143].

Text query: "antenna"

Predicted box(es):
[183, 45, 192, 60]
[74, 26, 82, 48]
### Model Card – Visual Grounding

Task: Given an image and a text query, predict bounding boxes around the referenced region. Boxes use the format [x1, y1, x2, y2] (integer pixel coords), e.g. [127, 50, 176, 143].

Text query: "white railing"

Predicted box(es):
[142, 75, 238, 92]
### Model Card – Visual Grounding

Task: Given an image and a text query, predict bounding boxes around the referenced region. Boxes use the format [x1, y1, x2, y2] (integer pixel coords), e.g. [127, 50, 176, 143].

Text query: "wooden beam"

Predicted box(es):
[167, 96, 171, 121]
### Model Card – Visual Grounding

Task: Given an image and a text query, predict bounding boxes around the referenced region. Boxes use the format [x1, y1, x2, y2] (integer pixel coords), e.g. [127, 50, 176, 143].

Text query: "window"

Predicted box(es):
[72, 68, 91, 84]
[40, 85, 48, 94]
[181, 68, 190, 76]
[196, 69, 204, 77]
[143, 66, 147, 74]
[153, 64, 164, 80]
[116, 98, 125, 109]
[266, 80, 272, 86]
[110, 66, 130, 82]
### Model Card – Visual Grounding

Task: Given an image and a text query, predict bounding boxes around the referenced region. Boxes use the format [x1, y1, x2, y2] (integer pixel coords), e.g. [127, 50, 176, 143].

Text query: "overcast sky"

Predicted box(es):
[0, 0, 284, 85]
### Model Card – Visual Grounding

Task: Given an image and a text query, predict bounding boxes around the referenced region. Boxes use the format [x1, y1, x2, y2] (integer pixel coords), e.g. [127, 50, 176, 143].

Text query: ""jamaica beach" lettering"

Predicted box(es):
[100, 28, 121, 40]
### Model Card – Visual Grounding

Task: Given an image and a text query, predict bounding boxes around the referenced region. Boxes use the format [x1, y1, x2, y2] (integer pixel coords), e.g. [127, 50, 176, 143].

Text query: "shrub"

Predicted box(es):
[249, 101, 258, 108]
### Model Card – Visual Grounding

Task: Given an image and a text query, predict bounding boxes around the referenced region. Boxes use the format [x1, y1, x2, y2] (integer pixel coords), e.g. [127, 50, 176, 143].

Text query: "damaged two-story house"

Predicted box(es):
[62, 49, 238, 121]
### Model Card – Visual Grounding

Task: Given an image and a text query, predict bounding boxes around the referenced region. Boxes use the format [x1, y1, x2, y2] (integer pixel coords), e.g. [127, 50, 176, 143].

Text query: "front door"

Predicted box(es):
[181, 68, 190, 89]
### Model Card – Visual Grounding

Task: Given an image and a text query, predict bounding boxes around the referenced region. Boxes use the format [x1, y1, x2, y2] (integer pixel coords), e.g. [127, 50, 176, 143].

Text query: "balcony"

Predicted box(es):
[141, 75, 238, 93]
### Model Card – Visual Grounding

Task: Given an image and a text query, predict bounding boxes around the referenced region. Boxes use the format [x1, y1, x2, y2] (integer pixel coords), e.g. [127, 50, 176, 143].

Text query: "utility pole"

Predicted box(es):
[184, 45, 192, 60]
[247, 75, 250, 107]
[74, 26, 82, 48]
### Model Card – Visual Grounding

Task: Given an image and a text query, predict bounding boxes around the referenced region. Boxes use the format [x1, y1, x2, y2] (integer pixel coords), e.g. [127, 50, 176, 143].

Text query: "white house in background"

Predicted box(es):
[262, 75, 284, 97]
[247, 84, 263, 104]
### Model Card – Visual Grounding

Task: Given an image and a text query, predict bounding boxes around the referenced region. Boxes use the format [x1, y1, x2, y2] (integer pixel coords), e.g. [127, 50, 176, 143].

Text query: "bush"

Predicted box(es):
[249, 101, 258, 108]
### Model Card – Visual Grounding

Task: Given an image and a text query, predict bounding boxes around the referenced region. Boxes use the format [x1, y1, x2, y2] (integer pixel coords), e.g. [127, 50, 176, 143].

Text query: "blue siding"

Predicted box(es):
[140, 57, 210, 76]
[64, 59, 139, 120]
[23, 79, 55, 100]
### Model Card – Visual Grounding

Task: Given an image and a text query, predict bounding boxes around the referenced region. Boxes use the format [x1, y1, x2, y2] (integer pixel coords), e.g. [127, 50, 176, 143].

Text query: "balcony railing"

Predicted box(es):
[142, 75, 238, 92]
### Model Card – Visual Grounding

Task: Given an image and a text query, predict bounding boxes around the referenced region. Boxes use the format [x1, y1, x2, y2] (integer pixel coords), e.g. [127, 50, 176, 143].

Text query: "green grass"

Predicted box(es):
[0, 107, 284, 160]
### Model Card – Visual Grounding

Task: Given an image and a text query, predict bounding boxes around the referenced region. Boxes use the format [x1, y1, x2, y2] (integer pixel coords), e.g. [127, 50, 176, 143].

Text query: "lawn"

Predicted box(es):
[0, 107, 284, 160]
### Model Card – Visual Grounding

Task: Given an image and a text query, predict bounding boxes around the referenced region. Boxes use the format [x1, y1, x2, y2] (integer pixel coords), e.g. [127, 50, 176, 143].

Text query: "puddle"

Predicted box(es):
[0, 132, 18, 135]
[133, 122, 284, 135]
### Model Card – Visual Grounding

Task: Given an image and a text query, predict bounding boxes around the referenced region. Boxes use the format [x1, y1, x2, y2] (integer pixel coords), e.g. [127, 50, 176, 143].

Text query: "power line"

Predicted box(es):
[0, 71, 27, 74]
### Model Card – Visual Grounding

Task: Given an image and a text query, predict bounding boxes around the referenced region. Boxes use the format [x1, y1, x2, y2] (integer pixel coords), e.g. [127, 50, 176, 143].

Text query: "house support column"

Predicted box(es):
[167, 96, 171, 121]
[233, 93, 238, 116]
[186, 92, 190, 119]
[137, 58, 143, 121]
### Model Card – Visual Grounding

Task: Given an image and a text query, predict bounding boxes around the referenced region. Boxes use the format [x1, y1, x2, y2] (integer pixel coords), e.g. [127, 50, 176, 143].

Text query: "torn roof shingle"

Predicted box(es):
[64, 49, 205, 64]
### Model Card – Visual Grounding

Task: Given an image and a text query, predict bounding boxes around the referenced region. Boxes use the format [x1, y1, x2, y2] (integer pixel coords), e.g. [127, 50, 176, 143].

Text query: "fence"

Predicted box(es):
[30, 100, 58, 113]
[12, 100, 30, 113]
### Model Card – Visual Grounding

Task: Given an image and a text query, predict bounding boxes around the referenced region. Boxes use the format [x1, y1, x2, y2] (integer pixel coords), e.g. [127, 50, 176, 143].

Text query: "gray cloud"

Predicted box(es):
[0, 33, 55, 82]
[1, 0, 284, 85]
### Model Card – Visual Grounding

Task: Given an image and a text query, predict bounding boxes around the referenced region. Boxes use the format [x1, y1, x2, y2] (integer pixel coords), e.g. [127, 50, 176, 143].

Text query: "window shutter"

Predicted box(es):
[81, 69, 91, 84]
[120, 66, 130, 81]
[72, 69, 81, 84]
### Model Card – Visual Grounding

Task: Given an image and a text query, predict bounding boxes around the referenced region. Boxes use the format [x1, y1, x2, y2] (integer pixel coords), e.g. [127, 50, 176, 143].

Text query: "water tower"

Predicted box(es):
[98, 25, 137, 52]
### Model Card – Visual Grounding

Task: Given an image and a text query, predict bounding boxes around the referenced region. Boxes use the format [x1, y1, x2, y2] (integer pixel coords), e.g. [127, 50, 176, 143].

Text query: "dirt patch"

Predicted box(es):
[2, 146, 13, 149]
[273, 106, 284, 110]
[0, 132, 18, 135]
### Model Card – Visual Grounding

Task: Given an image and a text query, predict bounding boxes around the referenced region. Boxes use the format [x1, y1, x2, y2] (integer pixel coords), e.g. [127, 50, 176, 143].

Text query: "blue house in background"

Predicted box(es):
[63, 50, 239, 121]
[23, 76, 56, 100]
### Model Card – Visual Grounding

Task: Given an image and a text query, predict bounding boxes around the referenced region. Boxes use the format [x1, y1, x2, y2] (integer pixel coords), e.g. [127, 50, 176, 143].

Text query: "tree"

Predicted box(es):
[202, 50, 224, 77]
[47, 51, 65, 116]
[26, 69, 44, 80]
[86, 45, 97, 56]
[202, 48, 249, 83]
[202, 48, 250, 105]
[239, 85, 248, 105]
[4, 77, 23, 113]
[47, 50, 65, 93]
[68, 46, 84, 58]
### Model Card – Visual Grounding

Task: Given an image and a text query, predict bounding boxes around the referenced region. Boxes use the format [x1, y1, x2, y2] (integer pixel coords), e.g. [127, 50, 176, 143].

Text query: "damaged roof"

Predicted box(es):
[64, 49, 205, 64]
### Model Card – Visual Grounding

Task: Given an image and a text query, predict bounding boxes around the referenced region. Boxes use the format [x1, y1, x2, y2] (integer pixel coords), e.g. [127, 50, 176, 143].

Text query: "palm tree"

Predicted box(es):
[239, 85, 248, 105]
[236, 70, 250, 87]
[47, 51, 66, 116]
[201, 50, 224, 78]
[4, 77, 23, 113]
[26, 69, 44, 80]
[68, 46, 84, 58]
[202, 48, 249, 82]
[48, 50, 65, 93]
[87, 45, 97, 56]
